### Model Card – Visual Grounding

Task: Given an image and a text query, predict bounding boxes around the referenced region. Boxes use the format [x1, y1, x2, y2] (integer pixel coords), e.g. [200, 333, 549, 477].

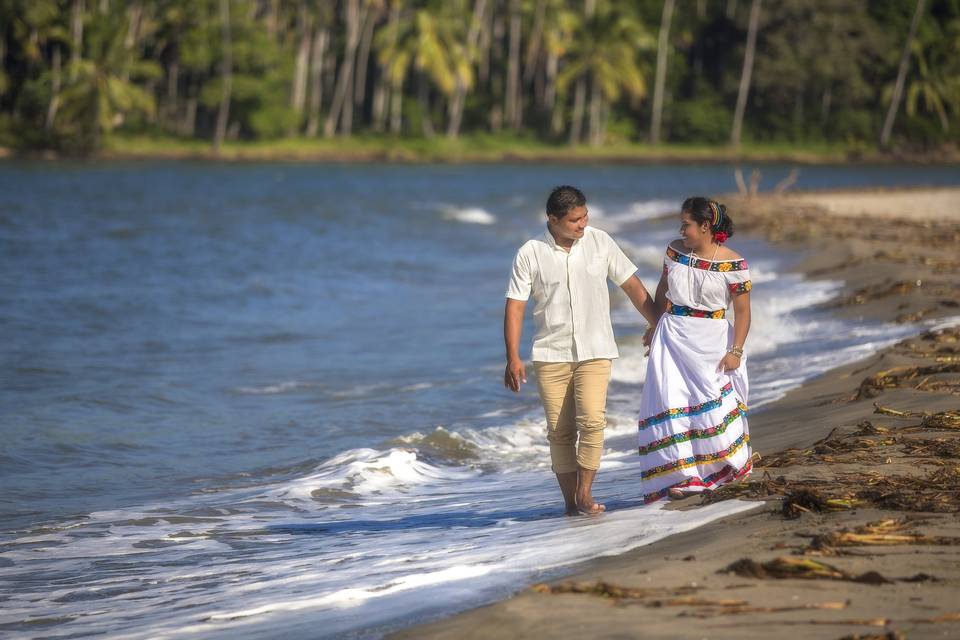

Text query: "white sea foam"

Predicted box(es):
[589, 199, 677, 232]
[442, 206, 497, 225]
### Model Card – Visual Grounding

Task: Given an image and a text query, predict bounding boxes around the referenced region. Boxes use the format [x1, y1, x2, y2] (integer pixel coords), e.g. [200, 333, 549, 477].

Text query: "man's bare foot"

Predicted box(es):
[576, 495, 606, 515]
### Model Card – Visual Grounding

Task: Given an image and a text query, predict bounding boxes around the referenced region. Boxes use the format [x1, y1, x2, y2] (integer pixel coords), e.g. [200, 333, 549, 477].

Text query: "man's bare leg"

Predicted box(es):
[556, 471, 579, 516]
[576, 467, 605, 514]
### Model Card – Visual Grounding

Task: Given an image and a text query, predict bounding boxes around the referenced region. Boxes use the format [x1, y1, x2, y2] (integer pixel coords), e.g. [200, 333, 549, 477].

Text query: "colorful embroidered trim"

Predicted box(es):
[666, 301, 725, 319]
[643, 460, 753, 504]
[638, 382, 734, 431]
[638, 401, 748, 456]
[640, 432, 750, 481]
[728, 280, 753, 295]
[666, 246, 748, 272]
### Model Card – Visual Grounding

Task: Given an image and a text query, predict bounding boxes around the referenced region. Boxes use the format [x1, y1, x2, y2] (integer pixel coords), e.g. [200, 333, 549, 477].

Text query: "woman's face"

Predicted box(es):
[679, 211, 710, 249]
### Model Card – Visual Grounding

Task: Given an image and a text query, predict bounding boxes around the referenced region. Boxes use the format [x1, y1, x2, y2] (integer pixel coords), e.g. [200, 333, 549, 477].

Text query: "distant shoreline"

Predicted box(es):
[2, 137, 959, 166]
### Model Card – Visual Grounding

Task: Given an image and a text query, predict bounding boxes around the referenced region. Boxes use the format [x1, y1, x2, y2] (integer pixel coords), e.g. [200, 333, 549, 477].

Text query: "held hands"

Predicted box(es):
[504, 358, 527, 393]
[642, 326, 655, 356]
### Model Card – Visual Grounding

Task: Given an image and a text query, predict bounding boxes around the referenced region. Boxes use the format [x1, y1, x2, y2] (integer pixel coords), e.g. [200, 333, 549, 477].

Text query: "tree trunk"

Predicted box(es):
[569, 79, 586, 144]
[588, 79, 603, 145]
[650, 0, 675, 145]
[390, 80, 403, 134]
[447, 0, 488, 139]
[730, 0, 760, 148]
[880, 0, 928, 148]
[306, 27, 328, 137]
[726, 0, 738, 19]
[291, 3, 311, 122]
[266, 0, 280, 41]
[163, 60, 179, 129]
[182, 86, 197, 137]
[324, 0, 361, 137]
[547, 50, 561, 134]
[419, 73, 435, 138]
[505, 0, 522, 130]
[45, 45, 62, 130]
[569, 0, 596, 145]
[523, 0, 546, 86]
[70, 0, 84, 79]
[353, 3, 379, 110]
[372, 75, 388, 132]
[213, 0, 232, 152]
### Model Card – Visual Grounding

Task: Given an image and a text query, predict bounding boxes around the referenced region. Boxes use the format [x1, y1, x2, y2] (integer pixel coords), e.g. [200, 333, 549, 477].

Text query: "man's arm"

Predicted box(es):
[503, 298, 527, 392]
[620, 275, 659, 326]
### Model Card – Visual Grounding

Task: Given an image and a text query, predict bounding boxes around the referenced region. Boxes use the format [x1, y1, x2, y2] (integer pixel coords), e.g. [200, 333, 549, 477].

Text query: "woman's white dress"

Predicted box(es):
[638, 245, 753, 503]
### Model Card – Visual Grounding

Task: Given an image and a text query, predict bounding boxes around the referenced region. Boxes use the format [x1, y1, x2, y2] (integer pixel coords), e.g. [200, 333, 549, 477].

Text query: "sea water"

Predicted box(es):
[1, 162, 957, 638]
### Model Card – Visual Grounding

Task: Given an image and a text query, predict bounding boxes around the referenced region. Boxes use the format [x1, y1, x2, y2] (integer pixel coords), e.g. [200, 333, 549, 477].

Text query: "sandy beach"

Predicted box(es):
[390, 187, 960, 640]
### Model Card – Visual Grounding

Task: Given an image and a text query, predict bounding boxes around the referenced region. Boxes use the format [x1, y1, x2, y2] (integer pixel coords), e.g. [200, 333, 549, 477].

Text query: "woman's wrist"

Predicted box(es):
[727, 345, 744, 358]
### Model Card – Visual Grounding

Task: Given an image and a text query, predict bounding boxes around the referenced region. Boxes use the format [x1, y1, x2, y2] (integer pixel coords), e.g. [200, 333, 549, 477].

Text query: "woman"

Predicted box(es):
[638, 197, 753, 503]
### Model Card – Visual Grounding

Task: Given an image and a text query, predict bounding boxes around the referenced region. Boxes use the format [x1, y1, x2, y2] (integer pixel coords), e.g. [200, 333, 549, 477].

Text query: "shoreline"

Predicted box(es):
[3, 139, 960, 166]
[389, 188, 960, 639]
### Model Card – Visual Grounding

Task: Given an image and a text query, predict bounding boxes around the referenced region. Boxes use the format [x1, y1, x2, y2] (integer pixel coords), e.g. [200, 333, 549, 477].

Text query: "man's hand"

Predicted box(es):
[642, 326, 655, 356]
[504, 358, 526, 392]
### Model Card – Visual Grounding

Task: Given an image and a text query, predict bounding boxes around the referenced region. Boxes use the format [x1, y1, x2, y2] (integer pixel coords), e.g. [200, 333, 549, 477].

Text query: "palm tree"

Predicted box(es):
[880, 0, 928, 148]
[558, 5, 652, 146]
[376, 1, 466, 137]
[904, 39, 952, 132]
[650, 0, 675, 145]
[730, 0, 761, 148]
[56, 9, 158, 151]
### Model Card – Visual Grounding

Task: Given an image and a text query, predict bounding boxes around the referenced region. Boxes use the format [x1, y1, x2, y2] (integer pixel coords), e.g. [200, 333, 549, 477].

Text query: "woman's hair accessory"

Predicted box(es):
[714, 231, 729, 244]
[708, 201, 723, 229]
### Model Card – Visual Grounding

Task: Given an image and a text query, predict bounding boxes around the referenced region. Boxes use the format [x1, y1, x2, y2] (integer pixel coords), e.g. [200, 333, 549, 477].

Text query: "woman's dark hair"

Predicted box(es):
[546, 185, 586, 218]
[681, 196, 735, 239]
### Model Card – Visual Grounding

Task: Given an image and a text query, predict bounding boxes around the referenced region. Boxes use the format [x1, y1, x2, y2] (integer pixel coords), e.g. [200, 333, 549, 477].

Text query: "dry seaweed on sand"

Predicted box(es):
[720, 556, 892, 584]
[852, 363, 960, 400]
[834, 633, 905, 640]
[803, 517, 960, 555]
[529, 581, 698, 600]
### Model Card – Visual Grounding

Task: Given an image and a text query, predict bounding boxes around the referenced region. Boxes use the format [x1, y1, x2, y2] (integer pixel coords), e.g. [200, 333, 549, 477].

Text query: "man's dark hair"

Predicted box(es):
[546, 185, 586, 218]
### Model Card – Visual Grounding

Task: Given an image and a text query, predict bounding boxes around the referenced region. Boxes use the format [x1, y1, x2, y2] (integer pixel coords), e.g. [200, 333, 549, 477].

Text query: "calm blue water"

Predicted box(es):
[1, 161, 958, 638]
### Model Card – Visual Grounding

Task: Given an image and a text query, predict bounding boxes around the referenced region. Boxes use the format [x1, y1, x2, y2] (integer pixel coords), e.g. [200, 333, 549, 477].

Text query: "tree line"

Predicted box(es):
[0, 0, 957, 154]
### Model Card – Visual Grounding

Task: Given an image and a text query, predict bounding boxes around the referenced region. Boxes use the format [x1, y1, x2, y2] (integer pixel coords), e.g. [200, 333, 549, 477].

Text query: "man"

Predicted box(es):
[504, 185, 659, 516]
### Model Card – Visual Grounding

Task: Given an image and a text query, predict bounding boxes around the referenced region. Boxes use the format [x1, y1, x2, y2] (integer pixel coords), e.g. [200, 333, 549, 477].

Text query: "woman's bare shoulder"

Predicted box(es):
[715, 245, 744, 261]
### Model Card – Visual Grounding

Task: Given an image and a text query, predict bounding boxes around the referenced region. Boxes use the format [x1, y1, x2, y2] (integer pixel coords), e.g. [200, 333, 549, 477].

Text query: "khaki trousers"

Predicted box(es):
[533, 359, 612, 473]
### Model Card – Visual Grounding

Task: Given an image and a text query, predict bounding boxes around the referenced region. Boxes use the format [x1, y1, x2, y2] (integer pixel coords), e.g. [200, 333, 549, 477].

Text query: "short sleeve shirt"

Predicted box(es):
[506, 226, 638, 362]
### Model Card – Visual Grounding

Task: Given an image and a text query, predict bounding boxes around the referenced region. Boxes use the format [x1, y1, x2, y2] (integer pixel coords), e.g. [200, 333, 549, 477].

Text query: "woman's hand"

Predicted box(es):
[642, 326, 655, 349]
[717, 352, 741, 373]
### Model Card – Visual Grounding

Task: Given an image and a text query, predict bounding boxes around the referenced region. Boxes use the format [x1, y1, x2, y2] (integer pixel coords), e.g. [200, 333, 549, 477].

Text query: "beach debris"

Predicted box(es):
[853, 363, 960, 399]
[530, 581, 697, 600]
[680, 600, 850, 618]
[834, 633, 904, 640]
[721, 556, 893, 584]
[803, 517, 960, 556]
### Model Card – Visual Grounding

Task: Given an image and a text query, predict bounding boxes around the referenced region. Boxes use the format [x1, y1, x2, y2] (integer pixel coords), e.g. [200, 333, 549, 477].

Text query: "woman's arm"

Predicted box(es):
[718, 291, 751, 373]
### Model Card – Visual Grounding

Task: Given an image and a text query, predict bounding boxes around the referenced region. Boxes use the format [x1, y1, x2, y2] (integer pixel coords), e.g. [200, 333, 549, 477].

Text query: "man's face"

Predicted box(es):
[548, 205, 589, 241]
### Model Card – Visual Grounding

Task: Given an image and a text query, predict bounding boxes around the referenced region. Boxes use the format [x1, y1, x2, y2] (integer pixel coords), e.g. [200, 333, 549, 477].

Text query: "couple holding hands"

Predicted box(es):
[504, 186, 752, 515]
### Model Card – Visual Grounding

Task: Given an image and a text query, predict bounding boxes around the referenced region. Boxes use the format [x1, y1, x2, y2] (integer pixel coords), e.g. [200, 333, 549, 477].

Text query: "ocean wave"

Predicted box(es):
[442, 206, 497, 225]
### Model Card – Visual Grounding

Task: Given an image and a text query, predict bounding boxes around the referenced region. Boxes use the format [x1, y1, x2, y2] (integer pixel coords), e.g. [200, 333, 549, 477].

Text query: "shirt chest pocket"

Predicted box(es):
[586, 256, 607, 278]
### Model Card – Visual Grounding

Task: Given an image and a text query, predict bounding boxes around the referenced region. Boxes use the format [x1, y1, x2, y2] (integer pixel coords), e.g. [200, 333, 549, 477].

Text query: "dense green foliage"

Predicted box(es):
[0, 0, 957, 153]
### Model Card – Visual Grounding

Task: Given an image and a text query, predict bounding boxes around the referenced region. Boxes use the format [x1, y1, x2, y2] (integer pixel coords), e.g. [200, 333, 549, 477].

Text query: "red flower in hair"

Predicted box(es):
[713, 231, 729, 244]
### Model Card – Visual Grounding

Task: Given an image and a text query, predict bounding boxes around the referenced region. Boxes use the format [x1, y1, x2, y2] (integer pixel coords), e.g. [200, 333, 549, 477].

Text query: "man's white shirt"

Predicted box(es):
[506, 226, 638, 362]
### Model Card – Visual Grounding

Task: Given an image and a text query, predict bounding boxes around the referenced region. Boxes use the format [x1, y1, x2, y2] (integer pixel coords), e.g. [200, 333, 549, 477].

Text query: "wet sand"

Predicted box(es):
[390, 187, 960, 640]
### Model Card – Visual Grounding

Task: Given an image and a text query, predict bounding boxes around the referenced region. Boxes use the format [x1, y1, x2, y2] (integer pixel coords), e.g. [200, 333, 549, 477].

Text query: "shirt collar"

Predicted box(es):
[544, 226, 580, 251]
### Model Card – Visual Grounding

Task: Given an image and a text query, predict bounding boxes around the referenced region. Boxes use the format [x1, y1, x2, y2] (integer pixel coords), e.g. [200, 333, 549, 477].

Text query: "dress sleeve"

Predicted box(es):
[726, 262, 752, 296]
[505, 245, 533, 301]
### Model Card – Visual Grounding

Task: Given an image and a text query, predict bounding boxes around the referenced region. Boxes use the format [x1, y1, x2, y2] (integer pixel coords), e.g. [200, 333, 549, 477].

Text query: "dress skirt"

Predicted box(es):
[637, 313, 752, 503]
